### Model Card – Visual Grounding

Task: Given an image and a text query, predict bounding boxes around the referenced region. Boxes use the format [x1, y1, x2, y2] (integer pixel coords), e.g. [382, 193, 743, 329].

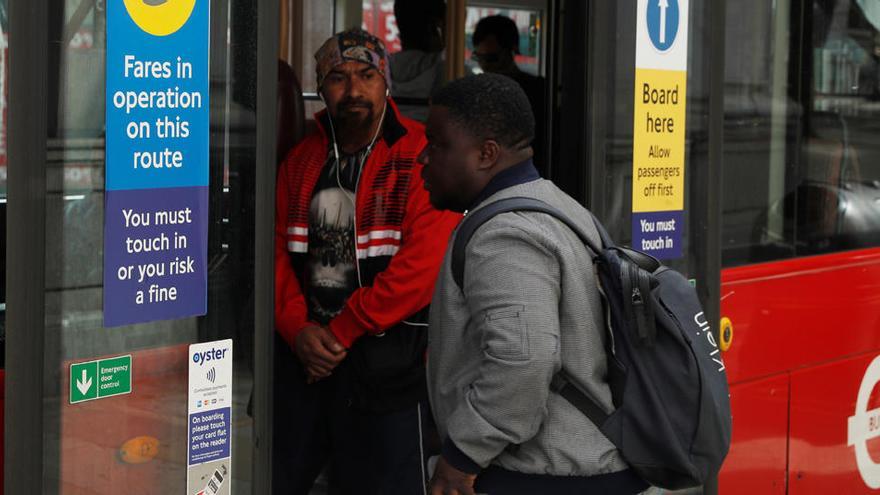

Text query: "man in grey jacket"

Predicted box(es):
[420, 74, 648, 494]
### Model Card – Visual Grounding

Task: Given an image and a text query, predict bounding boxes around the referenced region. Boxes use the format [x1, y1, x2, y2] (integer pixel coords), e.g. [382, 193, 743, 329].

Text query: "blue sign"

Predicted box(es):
[632, 210, 684, 260]
[188, 407, 231, 465]
[103, 0, 210, 327]
[646, 0, 680, 52]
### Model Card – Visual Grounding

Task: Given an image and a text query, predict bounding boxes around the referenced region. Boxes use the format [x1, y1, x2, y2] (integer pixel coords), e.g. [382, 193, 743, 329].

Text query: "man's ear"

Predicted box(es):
[476, 139, 501, 171]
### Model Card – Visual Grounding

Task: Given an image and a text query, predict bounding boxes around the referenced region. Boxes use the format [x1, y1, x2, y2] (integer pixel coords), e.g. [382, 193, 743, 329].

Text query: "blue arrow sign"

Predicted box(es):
[647, 0, 679, 52]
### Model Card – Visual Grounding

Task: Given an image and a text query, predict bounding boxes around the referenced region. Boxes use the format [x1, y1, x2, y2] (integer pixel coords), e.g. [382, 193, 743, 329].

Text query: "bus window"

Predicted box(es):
[462, 3, 548, 176]
[722, 0, 880, 267]
[362, 0, 402, 54]
[465, 4, 544, 77]
[364, 0, 445, 122]
[297, 0, 337, 118]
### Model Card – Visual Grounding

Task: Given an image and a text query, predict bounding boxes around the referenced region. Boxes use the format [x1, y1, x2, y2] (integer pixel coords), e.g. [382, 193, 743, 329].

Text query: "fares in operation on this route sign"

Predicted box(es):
[103, 0, 210, 327]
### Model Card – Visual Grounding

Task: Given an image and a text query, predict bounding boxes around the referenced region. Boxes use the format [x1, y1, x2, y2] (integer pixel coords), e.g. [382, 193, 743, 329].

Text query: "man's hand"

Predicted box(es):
[294, 324, 347, 382]
[429, 456, 478, 495]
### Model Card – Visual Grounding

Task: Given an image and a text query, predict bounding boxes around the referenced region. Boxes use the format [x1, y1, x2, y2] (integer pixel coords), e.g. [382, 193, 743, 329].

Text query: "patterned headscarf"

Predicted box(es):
[315, 28, 391, 91]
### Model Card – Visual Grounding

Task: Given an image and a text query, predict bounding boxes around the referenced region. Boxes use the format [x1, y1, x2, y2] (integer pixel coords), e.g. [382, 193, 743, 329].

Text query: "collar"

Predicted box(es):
[468, 158, 541, 210]
[315, 97, 408, 148]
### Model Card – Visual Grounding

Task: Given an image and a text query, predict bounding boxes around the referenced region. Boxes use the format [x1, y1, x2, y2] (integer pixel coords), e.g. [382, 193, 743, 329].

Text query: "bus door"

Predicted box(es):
[444, 1, 726, 492]
[6, 1, 280, 493]
[552, 3, 725, 493]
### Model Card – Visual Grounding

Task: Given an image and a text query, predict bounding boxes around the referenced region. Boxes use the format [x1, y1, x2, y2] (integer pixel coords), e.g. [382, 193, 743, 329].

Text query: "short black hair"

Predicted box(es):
[472, 15, 520, 54]
[394, 0, 445, 52]
[432, 73, 535, 149]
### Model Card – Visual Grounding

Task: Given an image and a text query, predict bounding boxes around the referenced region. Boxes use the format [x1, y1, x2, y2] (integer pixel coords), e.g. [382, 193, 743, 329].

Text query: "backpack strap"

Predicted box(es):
[451, 197, 604, 290]
[550, 373, 610, 425]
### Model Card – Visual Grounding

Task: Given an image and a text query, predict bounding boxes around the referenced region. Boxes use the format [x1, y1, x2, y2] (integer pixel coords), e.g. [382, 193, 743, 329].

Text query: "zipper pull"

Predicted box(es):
[632, 287, 643, 305]
[632, 286, 653, 347]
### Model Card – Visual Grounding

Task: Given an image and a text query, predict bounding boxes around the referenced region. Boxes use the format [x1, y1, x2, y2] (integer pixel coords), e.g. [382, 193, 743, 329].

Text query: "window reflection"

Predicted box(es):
[465, 6, 542, 76]
[722, 0, 880, 267]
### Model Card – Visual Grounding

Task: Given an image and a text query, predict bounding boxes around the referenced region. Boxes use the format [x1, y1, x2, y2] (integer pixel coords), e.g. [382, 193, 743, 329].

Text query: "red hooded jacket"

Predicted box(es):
[275, 99, 460, 353]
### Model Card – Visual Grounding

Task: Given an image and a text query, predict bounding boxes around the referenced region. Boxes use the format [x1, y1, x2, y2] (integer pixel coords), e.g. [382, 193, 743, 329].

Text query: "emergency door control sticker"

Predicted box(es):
[69, 355, 133, 404]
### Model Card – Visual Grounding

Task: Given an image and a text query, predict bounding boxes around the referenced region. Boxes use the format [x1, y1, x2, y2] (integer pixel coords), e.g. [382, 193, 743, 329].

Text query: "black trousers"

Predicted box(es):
[473, 465, 649, 495]
[272, 340, 437, 495]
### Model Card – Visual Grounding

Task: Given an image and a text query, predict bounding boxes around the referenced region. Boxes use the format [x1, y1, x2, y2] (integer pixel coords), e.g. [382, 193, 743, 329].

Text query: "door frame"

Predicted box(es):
[6, 0, 48, 491]
[254, 0, 279, 492]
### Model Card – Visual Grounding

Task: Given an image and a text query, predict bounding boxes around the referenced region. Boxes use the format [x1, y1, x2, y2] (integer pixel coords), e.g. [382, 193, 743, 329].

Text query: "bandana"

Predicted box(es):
[315, 28, 391, 90]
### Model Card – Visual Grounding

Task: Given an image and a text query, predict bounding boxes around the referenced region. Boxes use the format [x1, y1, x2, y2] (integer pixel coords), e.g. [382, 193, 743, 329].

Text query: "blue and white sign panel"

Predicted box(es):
[646, 0, 680, 52]
[104, 0, 210, 327]
[188, 340, 232, 495]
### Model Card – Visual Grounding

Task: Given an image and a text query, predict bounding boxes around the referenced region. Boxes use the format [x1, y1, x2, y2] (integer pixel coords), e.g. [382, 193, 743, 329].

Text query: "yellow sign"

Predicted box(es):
[123, 0, 197, 37]
[632, 0, 688, 260]
[632, 68, 687, 213]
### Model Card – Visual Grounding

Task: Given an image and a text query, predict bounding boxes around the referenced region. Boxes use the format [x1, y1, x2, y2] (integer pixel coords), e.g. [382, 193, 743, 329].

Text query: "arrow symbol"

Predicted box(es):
[659, 0, 669, 44]
[76, 369, 93, 395]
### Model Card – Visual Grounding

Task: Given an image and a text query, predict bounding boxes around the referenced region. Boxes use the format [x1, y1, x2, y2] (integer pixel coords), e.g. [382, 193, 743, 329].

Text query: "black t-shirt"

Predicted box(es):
[305, 148, 369, 324]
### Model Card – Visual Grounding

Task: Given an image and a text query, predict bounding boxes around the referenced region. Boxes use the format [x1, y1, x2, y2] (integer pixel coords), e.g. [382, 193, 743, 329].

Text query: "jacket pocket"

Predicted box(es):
[482, 305, 530, 361]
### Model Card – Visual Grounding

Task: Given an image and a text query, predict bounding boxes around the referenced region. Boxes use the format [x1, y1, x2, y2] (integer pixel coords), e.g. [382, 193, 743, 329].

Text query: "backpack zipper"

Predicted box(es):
[629, 261, 656, 347]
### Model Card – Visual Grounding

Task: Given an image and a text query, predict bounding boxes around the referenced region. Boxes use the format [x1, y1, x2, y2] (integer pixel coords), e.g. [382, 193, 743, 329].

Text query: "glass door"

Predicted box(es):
[7, 0, 276, 492]
[555, 1, 725, 491]
[554, 0, 724, 323]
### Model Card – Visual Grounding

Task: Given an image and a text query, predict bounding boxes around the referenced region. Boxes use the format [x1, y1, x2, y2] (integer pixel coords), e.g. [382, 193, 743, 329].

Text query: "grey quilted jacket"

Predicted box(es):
[427, 178, 630, 477]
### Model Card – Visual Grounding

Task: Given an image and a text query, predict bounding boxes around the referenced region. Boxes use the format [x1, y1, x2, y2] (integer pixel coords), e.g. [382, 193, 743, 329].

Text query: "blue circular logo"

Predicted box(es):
[646, 0, 679, 52]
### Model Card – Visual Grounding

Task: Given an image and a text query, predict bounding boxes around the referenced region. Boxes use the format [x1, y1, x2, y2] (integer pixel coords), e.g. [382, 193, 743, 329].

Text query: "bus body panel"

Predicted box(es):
[721, 247, 880, 384]
[788, 353, 880, 494]
[721, 247, 880, 493]
[719, 375, 789, 495]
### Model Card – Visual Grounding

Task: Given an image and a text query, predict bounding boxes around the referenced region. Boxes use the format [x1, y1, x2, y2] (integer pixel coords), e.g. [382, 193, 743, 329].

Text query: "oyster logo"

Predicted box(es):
[123, 0, 196, 36]
[847, 355, 880, 489]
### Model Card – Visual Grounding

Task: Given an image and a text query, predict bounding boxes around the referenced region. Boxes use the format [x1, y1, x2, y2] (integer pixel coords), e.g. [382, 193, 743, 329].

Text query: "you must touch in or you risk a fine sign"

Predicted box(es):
[103, 0, 210, 326]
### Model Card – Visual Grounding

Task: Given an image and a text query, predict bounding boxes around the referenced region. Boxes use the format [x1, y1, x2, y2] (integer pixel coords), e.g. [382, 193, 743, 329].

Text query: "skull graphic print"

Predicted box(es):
[305, 150, 366, 322]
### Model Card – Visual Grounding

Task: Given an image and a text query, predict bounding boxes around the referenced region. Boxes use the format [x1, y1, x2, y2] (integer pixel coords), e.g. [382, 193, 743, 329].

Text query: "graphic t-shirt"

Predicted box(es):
[305, 148, 369, 324]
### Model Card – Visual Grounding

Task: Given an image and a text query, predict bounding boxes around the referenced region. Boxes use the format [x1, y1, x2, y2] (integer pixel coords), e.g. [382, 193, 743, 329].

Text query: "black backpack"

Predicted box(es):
[451, 197, 732, 490]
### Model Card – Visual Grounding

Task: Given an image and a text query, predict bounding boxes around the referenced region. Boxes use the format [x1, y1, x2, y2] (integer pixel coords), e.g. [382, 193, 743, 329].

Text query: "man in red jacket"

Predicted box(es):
[274, 28, 460, 494]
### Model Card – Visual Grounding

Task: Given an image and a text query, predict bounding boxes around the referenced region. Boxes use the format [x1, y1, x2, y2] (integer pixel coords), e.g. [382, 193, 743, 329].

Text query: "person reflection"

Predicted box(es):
[472, 15, 547, 177]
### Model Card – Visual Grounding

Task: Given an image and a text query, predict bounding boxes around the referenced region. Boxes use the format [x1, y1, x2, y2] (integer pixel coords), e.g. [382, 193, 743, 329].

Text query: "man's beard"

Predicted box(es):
[335, 99, 376, 131]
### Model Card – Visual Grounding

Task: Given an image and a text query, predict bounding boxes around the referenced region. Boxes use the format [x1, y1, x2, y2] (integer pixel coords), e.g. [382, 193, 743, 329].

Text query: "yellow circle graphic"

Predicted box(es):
[122, 0, 197, 37]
